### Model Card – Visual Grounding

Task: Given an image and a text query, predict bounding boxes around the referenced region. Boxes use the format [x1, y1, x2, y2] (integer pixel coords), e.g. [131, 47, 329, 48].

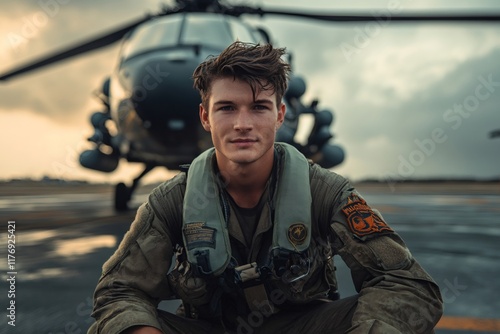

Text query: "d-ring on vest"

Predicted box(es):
[182, 143, 312, 277]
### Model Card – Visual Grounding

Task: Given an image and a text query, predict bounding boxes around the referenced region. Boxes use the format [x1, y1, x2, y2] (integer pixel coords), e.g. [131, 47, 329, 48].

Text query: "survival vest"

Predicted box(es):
[182, 143, 312, 278]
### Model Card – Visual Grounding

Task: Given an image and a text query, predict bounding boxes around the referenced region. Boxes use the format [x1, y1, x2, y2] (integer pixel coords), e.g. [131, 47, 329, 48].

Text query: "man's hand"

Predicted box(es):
[123, 326, 163, 334]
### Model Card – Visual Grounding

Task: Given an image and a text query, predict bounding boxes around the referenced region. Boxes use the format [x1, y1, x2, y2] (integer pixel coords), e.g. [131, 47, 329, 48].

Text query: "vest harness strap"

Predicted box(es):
[182, 143, 312, 279]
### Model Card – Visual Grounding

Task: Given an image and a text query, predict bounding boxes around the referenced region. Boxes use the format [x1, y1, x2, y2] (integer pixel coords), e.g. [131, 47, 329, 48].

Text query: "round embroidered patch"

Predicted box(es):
[288, 223, 308, 245]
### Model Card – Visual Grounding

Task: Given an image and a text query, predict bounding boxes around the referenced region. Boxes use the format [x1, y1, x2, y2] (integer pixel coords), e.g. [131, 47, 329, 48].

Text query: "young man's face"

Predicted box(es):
[199, 77, 285, 167]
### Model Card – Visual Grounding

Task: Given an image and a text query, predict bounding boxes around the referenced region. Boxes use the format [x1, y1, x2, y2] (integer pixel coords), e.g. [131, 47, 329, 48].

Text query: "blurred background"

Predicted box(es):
[1, 1, 499, 333]
[1, 0, 499, 183]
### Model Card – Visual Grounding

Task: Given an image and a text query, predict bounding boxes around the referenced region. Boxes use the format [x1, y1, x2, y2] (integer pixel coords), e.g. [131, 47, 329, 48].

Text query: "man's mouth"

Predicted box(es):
[231, 138, 257, 143]
[230, 138, 257, 147]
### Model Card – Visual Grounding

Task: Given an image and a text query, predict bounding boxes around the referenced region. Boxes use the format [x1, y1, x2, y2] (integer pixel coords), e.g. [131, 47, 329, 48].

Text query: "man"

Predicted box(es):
[88, 41, 443, 334]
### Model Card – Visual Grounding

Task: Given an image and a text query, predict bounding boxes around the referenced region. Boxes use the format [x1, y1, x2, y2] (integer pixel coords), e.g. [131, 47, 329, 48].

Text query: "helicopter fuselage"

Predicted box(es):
[106, 13, 263, 168]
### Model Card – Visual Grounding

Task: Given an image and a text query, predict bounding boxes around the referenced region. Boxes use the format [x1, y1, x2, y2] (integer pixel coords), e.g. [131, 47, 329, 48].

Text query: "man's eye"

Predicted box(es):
[254, 105, 268, 111]
[220, 106, 233, 111]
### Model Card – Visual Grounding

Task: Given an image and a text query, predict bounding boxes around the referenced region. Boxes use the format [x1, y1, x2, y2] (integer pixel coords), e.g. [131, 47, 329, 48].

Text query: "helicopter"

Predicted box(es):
[1, 0, 499, 211]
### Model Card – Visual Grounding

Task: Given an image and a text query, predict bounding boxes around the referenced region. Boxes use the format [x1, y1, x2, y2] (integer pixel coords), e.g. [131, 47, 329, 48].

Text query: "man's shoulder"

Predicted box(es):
[149, 172, 187, 204]
[146, 172, 187, 228]
[309, 163, 349, 189]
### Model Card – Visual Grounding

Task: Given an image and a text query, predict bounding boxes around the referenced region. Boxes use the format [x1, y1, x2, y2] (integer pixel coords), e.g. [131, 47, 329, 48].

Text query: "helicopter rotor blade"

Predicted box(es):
[254, 8, 500, 23]
[0, 15, 152, 81]
[2, 3, 499, 82]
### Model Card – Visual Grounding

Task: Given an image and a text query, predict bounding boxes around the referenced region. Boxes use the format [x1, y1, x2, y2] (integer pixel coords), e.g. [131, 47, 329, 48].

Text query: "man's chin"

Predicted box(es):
[227, 152, 258, 165]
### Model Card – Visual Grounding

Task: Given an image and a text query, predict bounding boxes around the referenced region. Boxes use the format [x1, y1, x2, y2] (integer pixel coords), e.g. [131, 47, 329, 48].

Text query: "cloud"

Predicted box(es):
[1, 0, 499, 181]
[0, 0, 166, 123]
[336, 46, 500, 180]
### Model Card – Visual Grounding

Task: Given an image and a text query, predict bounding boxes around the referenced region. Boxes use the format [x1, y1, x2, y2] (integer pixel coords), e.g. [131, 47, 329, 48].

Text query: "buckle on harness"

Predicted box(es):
[234, 263, 259, 284]
[233, 262, 276, 313]
[282, 258, 311, 283]
[233, 262, 271, 287]
[193, 250, 212, 276]
[272, 248, 311, 284]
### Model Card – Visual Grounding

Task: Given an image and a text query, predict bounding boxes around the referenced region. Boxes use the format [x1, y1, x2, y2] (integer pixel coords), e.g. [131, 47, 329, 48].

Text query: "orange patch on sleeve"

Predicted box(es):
[342, 194, 393, 238]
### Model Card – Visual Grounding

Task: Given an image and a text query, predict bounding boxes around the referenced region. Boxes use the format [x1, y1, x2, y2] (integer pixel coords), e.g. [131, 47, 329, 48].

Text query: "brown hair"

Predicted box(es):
[192, 41, 291, 109]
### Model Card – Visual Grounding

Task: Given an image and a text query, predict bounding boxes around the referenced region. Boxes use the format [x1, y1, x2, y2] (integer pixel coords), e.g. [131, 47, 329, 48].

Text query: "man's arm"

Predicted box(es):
[328, 186, 443, 333]
[310, 166, 443, 333]
[330, 220, 443, 333]
[89, 203, 175, 334]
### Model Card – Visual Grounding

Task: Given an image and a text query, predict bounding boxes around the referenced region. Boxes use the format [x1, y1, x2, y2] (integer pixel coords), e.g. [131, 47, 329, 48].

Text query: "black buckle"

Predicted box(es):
[193, 249, 211, 276]
[271, 248, 311, 283]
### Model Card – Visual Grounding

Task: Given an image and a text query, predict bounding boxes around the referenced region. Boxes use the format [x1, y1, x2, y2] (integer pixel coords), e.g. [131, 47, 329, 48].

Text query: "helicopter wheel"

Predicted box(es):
[114, 182, 130, 212]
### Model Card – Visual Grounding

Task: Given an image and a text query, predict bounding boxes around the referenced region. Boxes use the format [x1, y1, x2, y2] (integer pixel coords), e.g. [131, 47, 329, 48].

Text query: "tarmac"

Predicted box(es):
[0, 180, 499, 333]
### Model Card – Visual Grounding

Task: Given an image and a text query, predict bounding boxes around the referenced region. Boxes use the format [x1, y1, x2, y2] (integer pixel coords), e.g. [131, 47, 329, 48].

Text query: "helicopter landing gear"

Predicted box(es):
[114, 182, 131, 212]
[114, 163, 156, 212]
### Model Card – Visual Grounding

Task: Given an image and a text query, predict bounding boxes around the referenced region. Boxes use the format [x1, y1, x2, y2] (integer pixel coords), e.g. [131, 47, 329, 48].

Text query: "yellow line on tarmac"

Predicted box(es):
[437, 316, 500, 332]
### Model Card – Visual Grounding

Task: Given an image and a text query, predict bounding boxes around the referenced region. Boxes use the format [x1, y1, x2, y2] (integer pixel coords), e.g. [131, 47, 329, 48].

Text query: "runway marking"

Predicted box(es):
[437, 316, 500, 332]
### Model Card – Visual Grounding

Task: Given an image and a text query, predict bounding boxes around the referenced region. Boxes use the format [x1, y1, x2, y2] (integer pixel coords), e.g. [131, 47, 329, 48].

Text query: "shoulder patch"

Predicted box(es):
[341, 193, 393, 239]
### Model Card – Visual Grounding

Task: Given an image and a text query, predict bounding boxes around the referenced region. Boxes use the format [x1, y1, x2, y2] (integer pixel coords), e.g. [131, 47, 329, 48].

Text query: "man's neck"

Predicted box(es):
[216, 152, 274, 208]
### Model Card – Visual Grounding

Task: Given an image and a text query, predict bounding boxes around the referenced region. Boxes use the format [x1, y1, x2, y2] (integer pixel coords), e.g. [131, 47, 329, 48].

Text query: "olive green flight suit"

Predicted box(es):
[88, 147, 443, 334]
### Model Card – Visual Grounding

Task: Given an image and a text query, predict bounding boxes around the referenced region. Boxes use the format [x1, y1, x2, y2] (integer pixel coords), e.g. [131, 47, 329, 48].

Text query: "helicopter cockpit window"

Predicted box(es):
[227, 18, 258, 43]
[121, 16, 183, 60]
[181, 14, 233, 49]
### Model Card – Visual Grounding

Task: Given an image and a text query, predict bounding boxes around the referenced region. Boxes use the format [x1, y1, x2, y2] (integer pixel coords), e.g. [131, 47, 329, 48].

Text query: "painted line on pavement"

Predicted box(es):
[437, 316, 500, 332]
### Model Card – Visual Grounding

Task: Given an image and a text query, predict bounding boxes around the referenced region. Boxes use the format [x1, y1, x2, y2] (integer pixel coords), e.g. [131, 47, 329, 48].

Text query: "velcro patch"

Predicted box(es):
[287, 223, 308, 246]
[183, 222, 216, 250]
[341, 194, 393, 238]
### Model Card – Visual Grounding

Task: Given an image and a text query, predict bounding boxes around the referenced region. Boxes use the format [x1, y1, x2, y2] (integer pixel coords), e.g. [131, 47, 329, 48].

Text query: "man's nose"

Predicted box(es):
[234, 109, 253, 131]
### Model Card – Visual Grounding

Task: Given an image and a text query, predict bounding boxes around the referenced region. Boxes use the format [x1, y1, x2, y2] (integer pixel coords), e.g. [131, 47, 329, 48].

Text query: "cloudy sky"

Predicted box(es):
[1, 0, 499, 184]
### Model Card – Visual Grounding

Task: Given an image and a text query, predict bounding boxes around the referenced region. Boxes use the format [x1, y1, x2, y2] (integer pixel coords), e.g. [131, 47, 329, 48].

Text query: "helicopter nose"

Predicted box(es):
[131, 62, 171, 101]
[127, 57, 201, 130]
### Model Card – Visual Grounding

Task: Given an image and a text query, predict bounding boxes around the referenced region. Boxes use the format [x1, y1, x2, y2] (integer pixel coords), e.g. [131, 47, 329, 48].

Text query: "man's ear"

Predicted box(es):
[276, 102, 286, 129]
[199, 104, 211, 131]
